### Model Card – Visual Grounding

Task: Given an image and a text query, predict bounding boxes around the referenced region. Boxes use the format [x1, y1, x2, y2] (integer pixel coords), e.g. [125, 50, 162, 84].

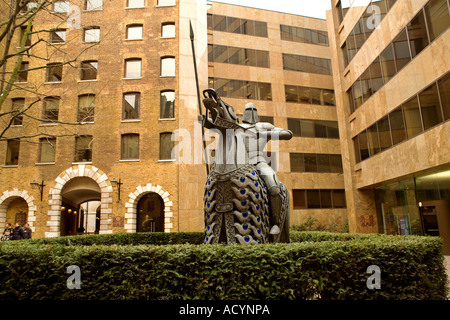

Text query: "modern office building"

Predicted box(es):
[327, 0, 450, 251]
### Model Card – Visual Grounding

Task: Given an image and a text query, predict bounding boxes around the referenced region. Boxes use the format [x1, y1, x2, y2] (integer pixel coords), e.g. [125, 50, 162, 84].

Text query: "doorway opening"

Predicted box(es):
[136, 192, 164, 232]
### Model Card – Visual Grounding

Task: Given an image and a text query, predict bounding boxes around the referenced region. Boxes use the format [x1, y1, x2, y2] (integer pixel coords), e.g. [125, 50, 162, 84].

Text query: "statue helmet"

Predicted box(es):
[242, 103, 259, 124]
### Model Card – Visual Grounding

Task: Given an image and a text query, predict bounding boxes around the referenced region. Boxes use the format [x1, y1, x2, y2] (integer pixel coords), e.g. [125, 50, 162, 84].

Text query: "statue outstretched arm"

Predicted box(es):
[256, 123, 293, 140]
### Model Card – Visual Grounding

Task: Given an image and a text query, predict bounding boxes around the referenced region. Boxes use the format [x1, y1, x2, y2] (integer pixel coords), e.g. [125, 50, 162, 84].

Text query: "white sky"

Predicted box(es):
[208, 0, 332, 19]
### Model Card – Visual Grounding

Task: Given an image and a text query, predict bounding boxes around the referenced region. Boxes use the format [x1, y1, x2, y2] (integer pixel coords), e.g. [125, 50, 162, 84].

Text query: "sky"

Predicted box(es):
[208, 0, 332, 19]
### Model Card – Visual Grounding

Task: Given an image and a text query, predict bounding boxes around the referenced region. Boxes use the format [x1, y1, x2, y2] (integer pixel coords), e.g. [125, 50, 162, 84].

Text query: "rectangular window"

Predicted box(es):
[84, 27, 100, 42]
[50, 29, 66, 43]
[80, 61, 98, 80]
[126, 24, 143, 40]
[160, 132, 174, 160]
[74, 136, 93, 162]
[424, 0, 450, 41]
[160, 91, 175, 119]
[367, 123, 381, 156]
[289, 153, 305, 172]
[332, 190, 347, 208]
[438, 73, 450, 121]
[123, 92, 140, 120]
[287, 118, 301, 137]
[157, 0, 175, 6]
[125, 58, 142, 78]
[293, 190, 306, 209]
[43, 96, 60, 122]
[77, 94, 95, 122]
[127, 0, 145, 7]
[402, 96, 423, 138]
[85, 0, 103, 10]
[282, 53, 331, 75]
[122, 134, 139, 160]
[11, 98, 24, 126]
[379, 43, 396, 83]
[407, 10, 429, 58]
[358, 130, 370, 161]
[6, 139, 20, 165]
[17, 62, 28, 82]
[389, 107, 407, 145]
[392, 29, 411, 73]
[39, 138, 56, 163]
[419, 82, 443, 130]
[53, 1, 70, 13]
[19, 26, 32, 47]
[280, 25, 329, 46]
[161, 57, 175, 77]
[46, 63, 62, 82]
[293, 189, 347, 209]
[162, 23, 175, 38]
[377, 115, 392, 151]
[209, 77, 272, 101]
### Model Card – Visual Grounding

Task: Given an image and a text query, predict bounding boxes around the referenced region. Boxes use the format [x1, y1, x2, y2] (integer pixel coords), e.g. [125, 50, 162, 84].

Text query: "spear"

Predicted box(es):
[189, 20, 209, 176]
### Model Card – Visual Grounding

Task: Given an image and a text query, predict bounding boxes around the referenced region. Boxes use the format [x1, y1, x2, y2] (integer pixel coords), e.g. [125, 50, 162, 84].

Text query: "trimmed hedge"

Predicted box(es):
[0, 232, 448, 300]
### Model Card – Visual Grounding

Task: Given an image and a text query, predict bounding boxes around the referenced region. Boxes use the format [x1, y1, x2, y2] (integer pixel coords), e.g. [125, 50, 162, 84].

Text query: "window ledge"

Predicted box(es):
[161, 36, 176, 39]
[158, 159, 176, 162]
[124, 38, 143, 41]
[83, 9, 103, 12]
[156, 5, 176, 8]
[14, 81, 28, 84]
[72, 162, 92, 165]
[121, 119, 141, 123]
[35, 162, 55, 166]
[160, 75, 175, 78]
[125, 6, 146, 9]
[44, 81, 63, 84]
[49, 42, 65, 45]
[77, 121, 95, 125]
[39, 123, 59, 126]
[119, 159, 140, 162]
[78, 79, 97, 83]
[2, 165, 18, 168]
[123, 77, 142, 80]
[159, 118, 175, 121]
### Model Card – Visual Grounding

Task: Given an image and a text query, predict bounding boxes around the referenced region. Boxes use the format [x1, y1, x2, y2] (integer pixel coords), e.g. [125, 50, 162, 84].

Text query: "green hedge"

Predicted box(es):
[0, 232, 448, 300]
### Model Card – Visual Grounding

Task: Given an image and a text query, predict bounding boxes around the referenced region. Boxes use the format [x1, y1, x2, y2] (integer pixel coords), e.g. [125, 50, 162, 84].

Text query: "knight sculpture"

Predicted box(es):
[200, 89, 292, 244]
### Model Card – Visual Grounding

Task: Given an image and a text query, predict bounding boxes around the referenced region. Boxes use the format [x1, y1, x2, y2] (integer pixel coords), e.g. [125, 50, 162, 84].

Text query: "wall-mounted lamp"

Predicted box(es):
[111, 178, 123, 201]
[30, 179, 45, 201]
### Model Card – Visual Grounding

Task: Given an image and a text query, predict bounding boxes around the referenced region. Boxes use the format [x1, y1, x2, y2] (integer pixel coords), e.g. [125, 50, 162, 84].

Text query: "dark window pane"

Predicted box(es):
[438, 73, 450, 120]
[320, 190, 332, 208]
[160, 91, 175, 119]
[39, 138, 56, 163]
[6, 140, 20, 165]
[307, 190, 321, 208]
[304, 154, 317, 172]
[367, 123, 381, 156]
[160, 132, 174, 160]
[80, 61, 98, 80]
[280, 25, 292, 41]
[298, 87, 311, 104]
[75, 136, 93, 162]
[425, 0, 450, 41]
[392, 29, 411, 72]
[369, 59, 383, 93]
[293, 190, 306, 209]
[314, 120, 327, 138]
[227, 17, 241, 34]
[300, 119, 314, 137]
[255, 50, 270, 68]
[377, 115, 392, 151]
[402, 96, 423, 138]
[290, 153, 305, 172]
[389, 107, 407, 145]
[359, 130, 370, 160]
[316, 154, 330, 172]
[322, 89, 335, 106]
[329, 155, 343, 173]
[407, 10, 429, 58]
[326, 121, 340, 138]
[17, 62, 28, 82]
[213, 15, 227, 31]
[287, 118, 301, 137]
[352, 79, 364, 109]
[310, 88, 321, 105]
[254, 21, 268, 37]
[380, 43, 396, 83]
[353, 136, 361, 163]
[332, 190, 347, 208]
[43, 96, 59, 122]
[11, 98, 24, 125]
[123, 92, 140, 120]
[419, 82, 443, 130]
[257, 83, 272, 101]
[122, 134, 139, 160]
[285, 85, 298, 103]
[46, 63, 62, 82]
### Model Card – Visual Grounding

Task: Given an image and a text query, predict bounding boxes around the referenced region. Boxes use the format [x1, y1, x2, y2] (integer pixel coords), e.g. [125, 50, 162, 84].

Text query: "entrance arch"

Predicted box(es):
[0, 189, 36, 231]
[46, 165, 113, 237]
[136, 193, 164, 232]
[125, 184, 173, 232]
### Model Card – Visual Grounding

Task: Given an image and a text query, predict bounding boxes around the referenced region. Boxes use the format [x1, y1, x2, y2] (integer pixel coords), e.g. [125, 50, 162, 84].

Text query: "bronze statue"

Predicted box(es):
[200, 89, 292, 244]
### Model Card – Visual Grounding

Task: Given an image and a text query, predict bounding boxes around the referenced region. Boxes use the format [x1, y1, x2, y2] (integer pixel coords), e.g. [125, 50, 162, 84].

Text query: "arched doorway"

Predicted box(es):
[46, 165, 113, 238]
[60, 177, 101, 236]
[136, 193, 164, 232]
[0, 189, 36, 234]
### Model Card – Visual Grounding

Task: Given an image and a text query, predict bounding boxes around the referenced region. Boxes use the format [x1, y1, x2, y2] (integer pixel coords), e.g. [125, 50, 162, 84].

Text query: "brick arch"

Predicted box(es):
[125, 183, 173, 233]
[0, 189, 37, 231]
[46, 164, 113, 238]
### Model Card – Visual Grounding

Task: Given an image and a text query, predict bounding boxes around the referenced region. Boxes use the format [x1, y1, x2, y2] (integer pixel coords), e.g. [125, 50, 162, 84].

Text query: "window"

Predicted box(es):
[11, 98, 24, 126]
[53, 1, 70, 13]
[160, 90, 175, 119]
[19, 26, 32, 47]
[39, 138, 56, 163]
[292, 189, 346, 209]
[290, 153, 343, 173]
[46, 63, 62, 82]
[123, 92, 140, 120]
[125, 58, 142, 78]
[84, 27, 100, 42]
[80, 61, 98, 80]
[85, 0, 102, 10]
[424, 0, 450, 41]
[121, 134, 139, 160]
[377, 115, 392, 151]
[389, 107, 406, 145]
[392, 29, 411, 73]
[5, 139, 20, 165]
[126, 24, 143, 40]
[161, 57, 175, 77]
[74, 136, 93, 162]
[127, 0, 144, 8]
[159, 132, 173, 160]
[17, 62, 28, 82]
[402, 96, 422, 138]
[407, 11, 429, 58]
[208, 14, 267, 37]
[438, 73, 450, 120]
[280, 25, 329, 46]
[209, 77, 272, 101]
[282, 53, 332, 75]
[43, 96, 60, 122]
[419, 83, 443, 130]
[50, 29, 66, 43]
[157, 0, 175, 6]
[379, 43, 396, 83]
[77, 94, 95, 122]
[162, 22, 175, 38]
